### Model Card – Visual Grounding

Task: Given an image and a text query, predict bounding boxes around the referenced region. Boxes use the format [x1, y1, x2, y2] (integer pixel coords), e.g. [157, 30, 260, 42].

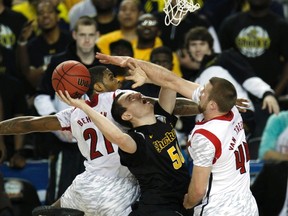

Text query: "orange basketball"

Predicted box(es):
[52, 60, 91, 98]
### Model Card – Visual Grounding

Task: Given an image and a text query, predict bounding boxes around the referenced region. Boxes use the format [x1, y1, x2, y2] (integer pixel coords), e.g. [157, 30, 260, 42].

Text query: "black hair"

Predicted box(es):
[150, 46, 173, 62]
[86, 65, 107, 97]
[109, 39, 134, 57]
[111, 92, 133, 128]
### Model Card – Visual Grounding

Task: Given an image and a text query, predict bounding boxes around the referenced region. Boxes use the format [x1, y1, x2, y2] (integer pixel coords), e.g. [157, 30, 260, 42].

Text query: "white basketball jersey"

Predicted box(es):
[56, 90, 131, 178]
[188, 106, 258, 215]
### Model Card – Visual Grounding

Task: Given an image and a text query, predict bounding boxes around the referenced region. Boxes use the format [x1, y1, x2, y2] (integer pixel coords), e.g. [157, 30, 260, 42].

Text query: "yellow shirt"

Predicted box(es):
[12, 1, 69, 23]
[97, 32, 182, 77]
[133, 37, 182, 77]
[96, 30, 137, 55]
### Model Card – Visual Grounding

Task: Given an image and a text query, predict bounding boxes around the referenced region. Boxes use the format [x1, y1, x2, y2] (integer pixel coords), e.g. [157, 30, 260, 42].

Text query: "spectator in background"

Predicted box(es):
[184, 27, 279, 141]
[133, 13, 182, 77]
[251, 111, 288, 215]
[68, 0, 97, 31]
[96, 0, 142, 55]
[12, 0, 69, 31]
[218, 0, 288, 137]
[32, 16, 101, 205]
[258, 110, 288, 161]
[0, 45, 28, 165]
[91, 0, 120, 35]
[109, 38, 134, 85]
[17, 0, 72, 100]
[0, 0, 27, 79]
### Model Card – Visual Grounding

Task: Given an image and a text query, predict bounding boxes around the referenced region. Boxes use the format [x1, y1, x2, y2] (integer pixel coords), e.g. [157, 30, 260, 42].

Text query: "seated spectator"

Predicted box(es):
[17, 0, 72, 98]
[133, 13, 182, 77]
[96, 0, 142, 54]
[251, 111, 288, 215]
[0, 0, 27, 79]
[109, 39, 134, 85]
[91, 0, 120, 35]
[0, 46, 28, 163]
[12, 0, 69, 31]
[258, 111, 288, 162]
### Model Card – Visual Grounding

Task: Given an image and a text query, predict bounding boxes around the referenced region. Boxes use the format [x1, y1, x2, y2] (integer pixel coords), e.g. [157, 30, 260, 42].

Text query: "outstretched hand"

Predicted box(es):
[125, 62, 150, 88]
[95, 52, 132, 67]
[56, 90, 86, 109]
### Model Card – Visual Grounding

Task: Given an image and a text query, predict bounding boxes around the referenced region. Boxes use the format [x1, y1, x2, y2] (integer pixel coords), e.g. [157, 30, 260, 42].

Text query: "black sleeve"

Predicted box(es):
[218, 49, 256, 85]
[154, 102, 178, 127]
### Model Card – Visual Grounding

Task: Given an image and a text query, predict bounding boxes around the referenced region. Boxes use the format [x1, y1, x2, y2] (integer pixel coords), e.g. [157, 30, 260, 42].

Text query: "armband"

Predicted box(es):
[191, 86, 203, 104]
[262, 91, 275, 99]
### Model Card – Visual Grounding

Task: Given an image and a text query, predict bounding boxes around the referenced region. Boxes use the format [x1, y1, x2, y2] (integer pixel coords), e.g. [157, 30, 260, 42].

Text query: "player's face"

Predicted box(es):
[188, 40, 211, 63]
[101, 69, 120, 91]
[118, 92, 153, 119]
[198, 83, 212, 113]
[73, 25, 99, 53]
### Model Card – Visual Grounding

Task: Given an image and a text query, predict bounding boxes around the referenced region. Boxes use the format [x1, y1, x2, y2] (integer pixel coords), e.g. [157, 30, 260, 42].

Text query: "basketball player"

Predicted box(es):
[0, 66, 140, 216]
[94, 53, 259, 215]
[56, 73, 198, 215]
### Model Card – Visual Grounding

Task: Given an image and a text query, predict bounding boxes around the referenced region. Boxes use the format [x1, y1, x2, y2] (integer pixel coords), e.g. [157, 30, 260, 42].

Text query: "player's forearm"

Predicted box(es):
[79, 104, 136, 153]
[0, 116, 35, 135]
[0, 116, 60, 135]
[174, 98, 200, 116]
[133, 59, 200, 98]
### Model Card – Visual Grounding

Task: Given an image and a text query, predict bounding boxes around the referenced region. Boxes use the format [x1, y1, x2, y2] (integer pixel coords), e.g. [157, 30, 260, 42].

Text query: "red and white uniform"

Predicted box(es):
[55, 90, 140, 216]
[187, 106, 258, 216]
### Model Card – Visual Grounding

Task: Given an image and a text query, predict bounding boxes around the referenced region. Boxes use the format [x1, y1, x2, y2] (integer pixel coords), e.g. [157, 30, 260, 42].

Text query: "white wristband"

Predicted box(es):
[191, 86, 203, 104]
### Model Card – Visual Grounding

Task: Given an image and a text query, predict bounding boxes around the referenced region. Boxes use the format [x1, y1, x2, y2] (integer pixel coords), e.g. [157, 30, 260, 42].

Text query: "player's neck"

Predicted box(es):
[204, 111, 226, 121]
[132, 114, 156, 128]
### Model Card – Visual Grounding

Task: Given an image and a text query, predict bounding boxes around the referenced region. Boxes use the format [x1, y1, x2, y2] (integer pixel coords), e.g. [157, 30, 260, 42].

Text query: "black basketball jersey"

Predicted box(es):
[119, 102, 190, 206]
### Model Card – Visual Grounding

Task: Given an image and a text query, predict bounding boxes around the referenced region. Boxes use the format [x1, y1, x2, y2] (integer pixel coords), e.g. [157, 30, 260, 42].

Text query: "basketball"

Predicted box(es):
[52, 60, 91, 98]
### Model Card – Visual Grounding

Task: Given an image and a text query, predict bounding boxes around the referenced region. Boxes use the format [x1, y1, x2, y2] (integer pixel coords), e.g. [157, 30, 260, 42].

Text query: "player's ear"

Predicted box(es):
[121, 111, 132, 121]
[93, 82, 104, 92]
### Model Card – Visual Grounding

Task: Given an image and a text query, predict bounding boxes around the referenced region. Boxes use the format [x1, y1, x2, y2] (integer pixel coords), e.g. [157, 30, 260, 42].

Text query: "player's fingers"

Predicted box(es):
[99, 59, 109, 64]
[127, 62, 136, 70]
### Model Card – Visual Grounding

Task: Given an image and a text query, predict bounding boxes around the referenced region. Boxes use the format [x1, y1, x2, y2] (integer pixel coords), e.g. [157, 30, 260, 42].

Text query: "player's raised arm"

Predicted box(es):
[96, 52, 201, 101]
[56, 90, 137, 154]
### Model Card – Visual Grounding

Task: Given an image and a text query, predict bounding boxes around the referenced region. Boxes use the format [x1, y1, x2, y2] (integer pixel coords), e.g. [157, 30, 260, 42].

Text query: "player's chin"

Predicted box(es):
[81, 47, 94, 53]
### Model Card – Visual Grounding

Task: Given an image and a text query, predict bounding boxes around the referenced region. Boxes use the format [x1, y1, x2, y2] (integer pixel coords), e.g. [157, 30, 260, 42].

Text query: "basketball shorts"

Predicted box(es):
[61, 171, 140, 216]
